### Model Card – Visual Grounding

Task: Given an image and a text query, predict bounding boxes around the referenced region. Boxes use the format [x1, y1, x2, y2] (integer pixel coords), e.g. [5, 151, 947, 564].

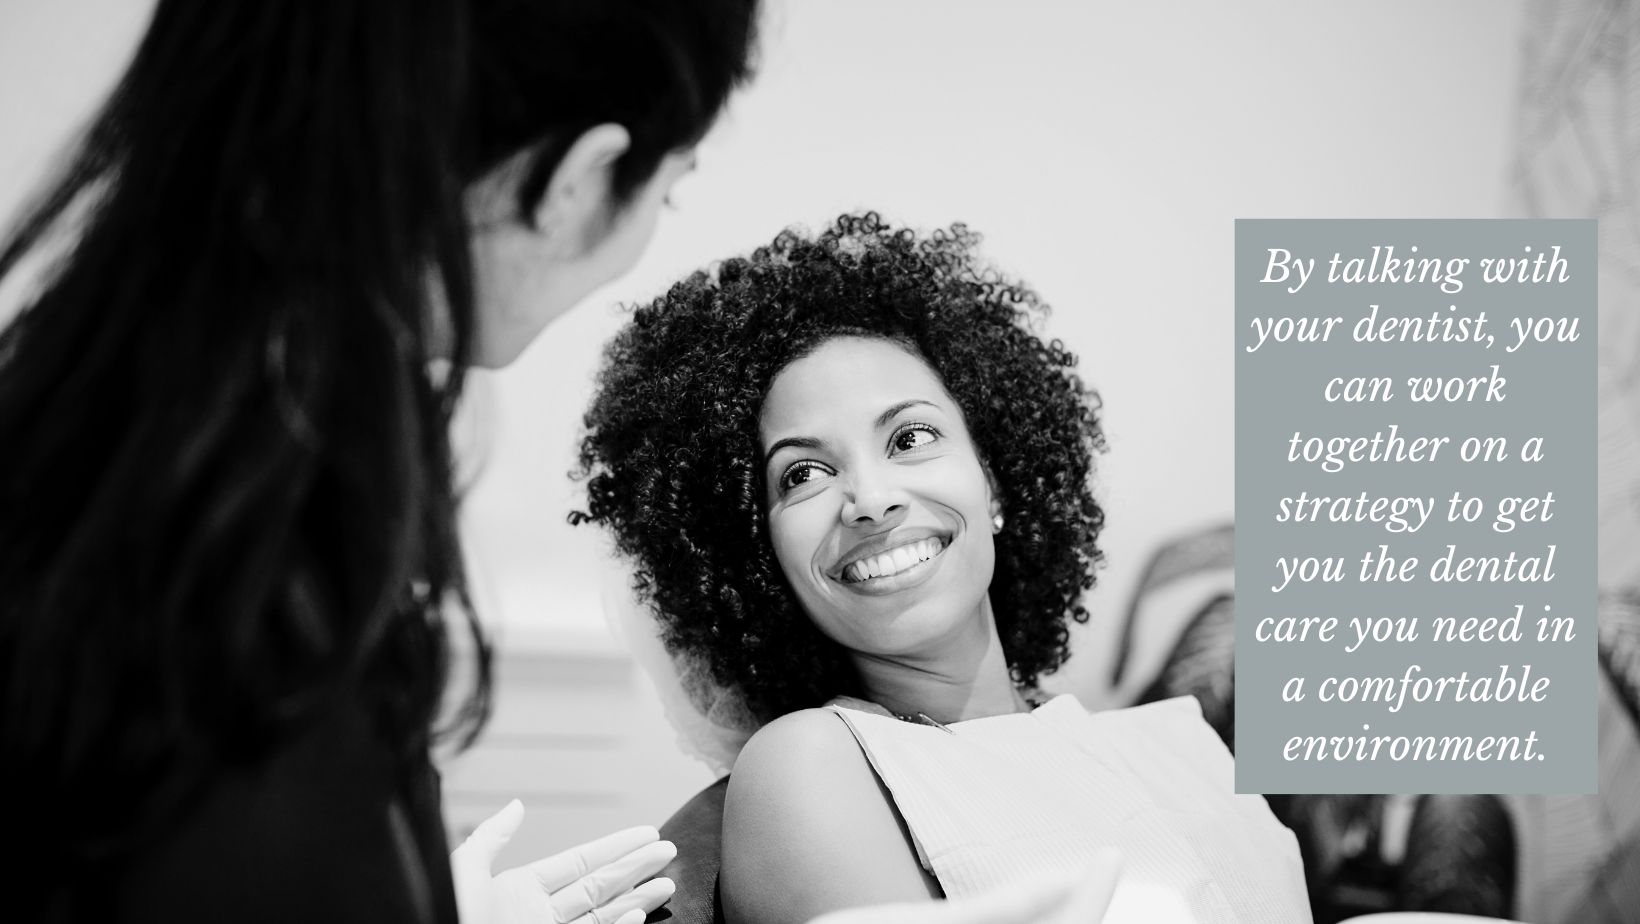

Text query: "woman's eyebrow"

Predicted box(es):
[875, 399, 938, 428]
[762, 400, 939, 463]
[763, 435, 824, 465]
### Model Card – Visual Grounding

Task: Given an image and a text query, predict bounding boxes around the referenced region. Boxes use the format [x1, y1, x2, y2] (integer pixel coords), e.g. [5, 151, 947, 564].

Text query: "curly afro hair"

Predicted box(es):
[574, 212, 1105, 722]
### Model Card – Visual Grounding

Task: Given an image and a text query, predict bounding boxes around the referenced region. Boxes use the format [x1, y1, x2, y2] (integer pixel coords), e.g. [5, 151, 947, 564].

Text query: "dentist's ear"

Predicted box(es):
[465, 123, 632, 241]
[525, 124, 631, 248]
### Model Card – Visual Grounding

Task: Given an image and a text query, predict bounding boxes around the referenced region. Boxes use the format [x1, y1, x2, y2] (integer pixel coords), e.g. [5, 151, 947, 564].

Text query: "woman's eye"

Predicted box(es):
[779, 460, 834, 493]
[890, 424, 939, 455]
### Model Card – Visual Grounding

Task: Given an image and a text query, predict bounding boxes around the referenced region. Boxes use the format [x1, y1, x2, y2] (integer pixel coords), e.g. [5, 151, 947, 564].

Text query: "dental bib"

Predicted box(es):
[826, 695, 1312, 923]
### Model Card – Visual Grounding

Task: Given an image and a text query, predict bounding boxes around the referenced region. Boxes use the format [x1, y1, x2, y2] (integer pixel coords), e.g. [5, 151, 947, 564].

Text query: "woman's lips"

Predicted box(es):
[839, 536, 949, 584]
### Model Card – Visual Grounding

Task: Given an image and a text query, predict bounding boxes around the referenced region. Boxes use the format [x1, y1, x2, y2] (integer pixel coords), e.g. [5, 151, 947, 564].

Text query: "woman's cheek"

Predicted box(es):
[768, 502, 827, 583]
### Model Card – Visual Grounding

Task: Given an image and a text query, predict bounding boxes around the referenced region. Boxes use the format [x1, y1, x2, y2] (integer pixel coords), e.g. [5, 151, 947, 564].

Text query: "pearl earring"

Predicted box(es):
[991, 512, 1005, 533]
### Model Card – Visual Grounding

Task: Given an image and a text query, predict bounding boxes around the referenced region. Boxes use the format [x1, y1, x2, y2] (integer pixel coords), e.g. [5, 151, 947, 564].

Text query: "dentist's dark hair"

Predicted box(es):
[0, 0, 755, 910]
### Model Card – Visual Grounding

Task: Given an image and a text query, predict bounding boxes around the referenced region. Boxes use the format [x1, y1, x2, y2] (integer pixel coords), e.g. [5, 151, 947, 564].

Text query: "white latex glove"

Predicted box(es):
[451, 800, 677, 924]
[807, 850, 1123, 924]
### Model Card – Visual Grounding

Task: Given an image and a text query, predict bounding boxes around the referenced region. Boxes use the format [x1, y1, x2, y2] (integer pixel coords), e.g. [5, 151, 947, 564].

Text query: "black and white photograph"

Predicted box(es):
[1, 1, 1636, 923]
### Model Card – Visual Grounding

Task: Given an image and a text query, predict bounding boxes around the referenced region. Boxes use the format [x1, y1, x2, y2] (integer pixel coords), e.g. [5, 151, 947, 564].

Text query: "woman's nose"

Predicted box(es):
[840, 467, 908, 526]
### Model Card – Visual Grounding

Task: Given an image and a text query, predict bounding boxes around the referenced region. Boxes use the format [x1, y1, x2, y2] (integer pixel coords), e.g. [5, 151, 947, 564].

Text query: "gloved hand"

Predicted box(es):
[452, 800, 677, 924]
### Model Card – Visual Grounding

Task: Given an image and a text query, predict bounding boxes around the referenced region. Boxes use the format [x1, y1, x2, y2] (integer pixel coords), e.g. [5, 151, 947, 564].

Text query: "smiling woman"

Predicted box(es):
[574, 212, 1104, 725]
[573, 213, 1312, 922]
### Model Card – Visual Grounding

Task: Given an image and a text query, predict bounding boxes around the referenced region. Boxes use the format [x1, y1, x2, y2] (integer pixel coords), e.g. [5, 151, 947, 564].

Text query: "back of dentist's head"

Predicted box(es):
[0, 0, 756, 899]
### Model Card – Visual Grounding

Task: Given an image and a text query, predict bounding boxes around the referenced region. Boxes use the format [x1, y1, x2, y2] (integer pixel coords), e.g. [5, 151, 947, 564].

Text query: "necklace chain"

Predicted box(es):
[889, 694, 1045, 729]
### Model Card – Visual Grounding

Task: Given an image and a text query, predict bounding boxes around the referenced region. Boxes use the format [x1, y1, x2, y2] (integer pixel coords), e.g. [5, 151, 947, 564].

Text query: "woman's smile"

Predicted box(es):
[834, 534, 951, 594]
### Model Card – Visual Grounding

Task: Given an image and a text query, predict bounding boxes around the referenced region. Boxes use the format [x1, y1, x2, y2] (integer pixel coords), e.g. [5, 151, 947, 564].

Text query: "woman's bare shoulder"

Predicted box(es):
[721, 707, 936, 924]
[731, 707, 859, 785]
[724, 707, 882, 837]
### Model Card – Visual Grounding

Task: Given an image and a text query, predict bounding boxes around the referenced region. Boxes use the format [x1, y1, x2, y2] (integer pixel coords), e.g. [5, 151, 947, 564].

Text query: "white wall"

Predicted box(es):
[1, 0, 1528, 852]
[457, 0, 1528, 701]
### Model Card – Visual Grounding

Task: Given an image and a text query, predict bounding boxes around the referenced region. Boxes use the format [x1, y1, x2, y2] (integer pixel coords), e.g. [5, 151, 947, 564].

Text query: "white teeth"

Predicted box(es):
[892, 547, 915, 573]
[842, 538, 945, 583]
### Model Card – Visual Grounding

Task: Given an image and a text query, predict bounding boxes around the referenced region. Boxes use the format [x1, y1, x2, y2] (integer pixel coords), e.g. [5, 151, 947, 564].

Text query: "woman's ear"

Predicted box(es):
[985, 465, 1005, 533]
[527, 123, 631, 248]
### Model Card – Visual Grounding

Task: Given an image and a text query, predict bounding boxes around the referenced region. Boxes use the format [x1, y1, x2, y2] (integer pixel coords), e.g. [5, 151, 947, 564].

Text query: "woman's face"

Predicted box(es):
[759, 336, 999, 657]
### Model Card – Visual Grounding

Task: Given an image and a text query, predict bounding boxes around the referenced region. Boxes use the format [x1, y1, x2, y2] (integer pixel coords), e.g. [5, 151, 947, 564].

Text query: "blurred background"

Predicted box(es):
[7, 1, 1636, 921]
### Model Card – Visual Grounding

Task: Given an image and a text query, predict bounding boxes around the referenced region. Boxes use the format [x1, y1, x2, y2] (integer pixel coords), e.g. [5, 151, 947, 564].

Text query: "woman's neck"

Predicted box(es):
[848, 596, 1030, 725]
